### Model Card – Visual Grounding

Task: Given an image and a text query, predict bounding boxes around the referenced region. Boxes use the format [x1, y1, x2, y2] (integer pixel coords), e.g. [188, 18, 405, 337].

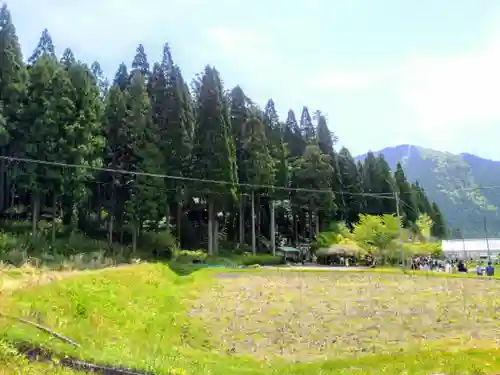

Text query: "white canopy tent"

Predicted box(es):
[441, 239, 500, 260]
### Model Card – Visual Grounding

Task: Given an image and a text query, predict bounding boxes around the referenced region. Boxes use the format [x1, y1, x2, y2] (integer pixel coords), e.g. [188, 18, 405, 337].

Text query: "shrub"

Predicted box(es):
[403, 241, 443, 258]
[168, 261, 204, 276]
[0, 232, 23, 255]
[140, 231, 177, 260]
[311, 221, 351, 253]
[175, 249, 207, 264]
[51, 232, 110, 256]
[241, 254, 284, 266]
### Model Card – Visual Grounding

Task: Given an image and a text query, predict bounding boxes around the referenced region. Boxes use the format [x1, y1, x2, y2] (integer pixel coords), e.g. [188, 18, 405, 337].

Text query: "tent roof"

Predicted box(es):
[442, 239, 500, 252]
[277, 246, 300, 253]
[316, 244, 360, 256]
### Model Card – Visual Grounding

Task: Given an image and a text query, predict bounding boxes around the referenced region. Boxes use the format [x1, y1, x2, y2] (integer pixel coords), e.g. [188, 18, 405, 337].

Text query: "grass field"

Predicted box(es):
[0, 340, 87, 375]
[1, 264, 500, 374]
[192, 272, 500, 361]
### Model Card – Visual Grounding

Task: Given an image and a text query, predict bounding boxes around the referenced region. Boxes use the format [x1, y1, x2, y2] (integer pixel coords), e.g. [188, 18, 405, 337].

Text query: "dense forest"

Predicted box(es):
[0, 4, 446, 256]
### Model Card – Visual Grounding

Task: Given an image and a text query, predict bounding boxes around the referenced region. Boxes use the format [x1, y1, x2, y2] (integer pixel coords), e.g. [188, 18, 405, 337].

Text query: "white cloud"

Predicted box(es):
[308, 69, 392, 91]
[203, 26, 278, 70]
[307, 25, 500, 135]
[11, 0, 204, 63]
[397, 49, 500, 130]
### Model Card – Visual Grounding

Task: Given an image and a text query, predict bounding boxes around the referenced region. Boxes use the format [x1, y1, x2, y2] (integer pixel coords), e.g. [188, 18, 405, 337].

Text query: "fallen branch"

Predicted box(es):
[0, 312, 80, 347]
[16, 344, 156, 375]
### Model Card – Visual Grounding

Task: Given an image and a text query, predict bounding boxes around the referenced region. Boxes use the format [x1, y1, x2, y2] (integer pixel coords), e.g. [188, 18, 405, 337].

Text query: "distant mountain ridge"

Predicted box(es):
[355, 145, 500, 238]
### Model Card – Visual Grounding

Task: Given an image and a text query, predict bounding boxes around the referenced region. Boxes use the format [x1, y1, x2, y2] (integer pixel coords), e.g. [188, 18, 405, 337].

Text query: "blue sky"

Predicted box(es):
[7, 0, 500, 159]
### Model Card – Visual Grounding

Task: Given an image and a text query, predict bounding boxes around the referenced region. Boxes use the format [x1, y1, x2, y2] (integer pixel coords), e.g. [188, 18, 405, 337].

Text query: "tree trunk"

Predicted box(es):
[0, 155, 5, 212]
[231, 212, 238, 242]
[165, 203, 171, 232]
[108, 184, 115, 246]
[108, 214, 114, 246]
[62, 193, 73, 226]
[270, 200, 276, 256]
[294, 212, 298, 246]
[256, 194, 261, 251]
[9, 180, 15, 221]
[308, 211, 313, 242]
[251, 191, 256, 255]
[239, 198, 244, 246]
[176, 202, 182, 248]
[299, 211, 306, 241]
[32, 192, 39, 239]
[119, 211, 125, 244]
[315, 210, 320, 237]
[97, 184, 103, 224]
[132, 221, 137, 255]
[214, 216, 219, 255]
[207, 201, 214, 255]
[51, 193, 58, 244]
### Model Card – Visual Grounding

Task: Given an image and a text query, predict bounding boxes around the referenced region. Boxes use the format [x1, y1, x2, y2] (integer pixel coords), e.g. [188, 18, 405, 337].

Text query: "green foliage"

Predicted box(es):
[0, 231, 23, 255]
[191, 66, 237, 206]
[27, 28, 55, 64]
[430, 202, 447, 239]
[283, 109, 305, 158]
[291, 144, 336, 216]
[240, 116, 275, 190]
[300, 106, 315, 142]
[403, 241, 443, 258]
[130, 43, 150, 78]
[240, 254, 284, 266]
[334, 147, 364, 224]
[311, 221, 351, 252]
[350, 214, 400, 263]
[394, 162, 419, 226]
[0, 6, 445, 260]
[139, 231, 176, 259]
[121, 72, 164, 249]
[415, 214, 433, 239]
[174, 249, 207, 263]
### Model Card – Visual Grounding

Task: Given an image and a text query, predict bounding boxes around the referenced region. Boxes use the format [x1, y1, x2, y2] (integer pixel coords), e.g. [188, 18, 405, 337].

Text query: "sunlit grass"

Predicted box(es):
[193, 271, 500, 361]
[0, 340, 85, 375]
[1, 265, 500, 374]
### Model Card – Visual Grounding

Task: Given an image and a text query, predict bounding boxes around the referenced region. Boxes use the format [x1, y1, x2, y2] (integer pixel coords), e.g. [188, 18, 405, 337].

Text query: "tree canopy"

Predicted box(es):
[0, 4, 446, 257]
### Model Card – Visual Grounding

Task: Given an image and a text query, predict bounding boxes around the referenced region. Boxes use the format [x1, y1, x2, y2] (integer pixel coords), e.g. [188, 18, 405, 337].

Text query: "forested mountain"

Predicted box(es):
[356, 144, 500, 238]
[0, 3, 446, 257]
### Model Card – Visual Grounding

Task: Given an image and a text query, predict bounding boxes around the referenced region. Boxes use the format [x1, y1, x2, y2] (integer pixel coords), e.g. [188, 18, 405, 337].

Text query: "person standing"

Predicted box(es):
[485, 262, 495, 277]
[476, 263, 484, 276]
[444, 261, 452, 274]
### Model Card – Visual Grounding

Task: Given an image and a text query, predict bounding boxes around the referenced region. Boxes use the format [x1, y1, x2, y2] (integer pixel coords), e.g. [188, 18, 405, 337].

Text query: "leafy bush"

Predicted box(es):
[311, 222, 351, 253]
[241, 254, 284, 266]
[175, 249, 207, 263]
[403, 241, 443, 258]
[168, 261, 205, 276]
[139, 231, 177, 259]
[51, 232, 110, 255]
[0, 231, 23, 255]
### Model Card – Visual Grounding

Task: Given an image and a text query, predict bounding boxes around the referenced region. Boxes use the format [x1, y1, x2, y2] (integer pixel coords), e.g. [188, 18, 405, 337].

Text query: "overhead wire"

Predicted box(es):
[0, 155, 396, 200]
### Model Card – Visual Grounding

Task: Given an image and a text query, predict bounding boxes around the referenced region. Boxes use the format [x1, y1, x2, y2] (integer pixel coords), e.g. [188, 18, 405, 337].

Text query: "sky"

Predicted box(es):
[7, 0, 500, 160]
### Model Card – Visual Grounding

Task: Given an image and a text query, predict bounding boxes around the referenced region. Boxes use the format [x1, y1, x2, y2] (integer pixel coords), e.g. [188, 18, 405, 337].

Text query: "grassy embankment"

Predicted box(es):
[1, 263, 500, 375]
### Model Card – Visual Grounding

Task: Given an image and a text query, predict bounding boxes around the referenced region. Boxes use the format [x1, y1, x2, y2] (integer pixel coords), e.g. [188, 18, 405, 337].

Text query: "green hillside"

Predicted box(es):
[2, 264, 500, 375]
[357, 145, 500, 238]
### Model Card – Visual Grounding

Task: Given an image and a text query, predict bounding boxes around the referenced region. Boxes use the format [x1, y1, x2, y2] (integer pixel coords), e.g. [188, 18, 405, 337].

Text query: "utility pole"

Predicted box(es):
[270, 200, 276, 256]
[484, 216, 491, 262]
[395, 191, 404, 268]
[460, 230, 466, 260]
[251, 191, 256, 256]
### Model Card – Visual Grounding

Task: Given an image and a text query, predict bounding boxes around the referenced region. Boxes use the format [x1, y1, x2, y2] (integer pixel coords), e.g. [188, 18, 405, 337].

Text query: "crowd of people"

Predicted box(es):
[410, 256, 442, 271]
[410, 256, 495, 277]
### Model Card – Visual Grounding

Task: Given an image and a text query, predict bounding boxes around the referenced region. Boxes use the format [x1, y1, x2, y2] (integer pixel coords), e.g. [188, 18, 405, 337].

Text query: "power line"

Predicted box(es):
[0, 155, 396, 199]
